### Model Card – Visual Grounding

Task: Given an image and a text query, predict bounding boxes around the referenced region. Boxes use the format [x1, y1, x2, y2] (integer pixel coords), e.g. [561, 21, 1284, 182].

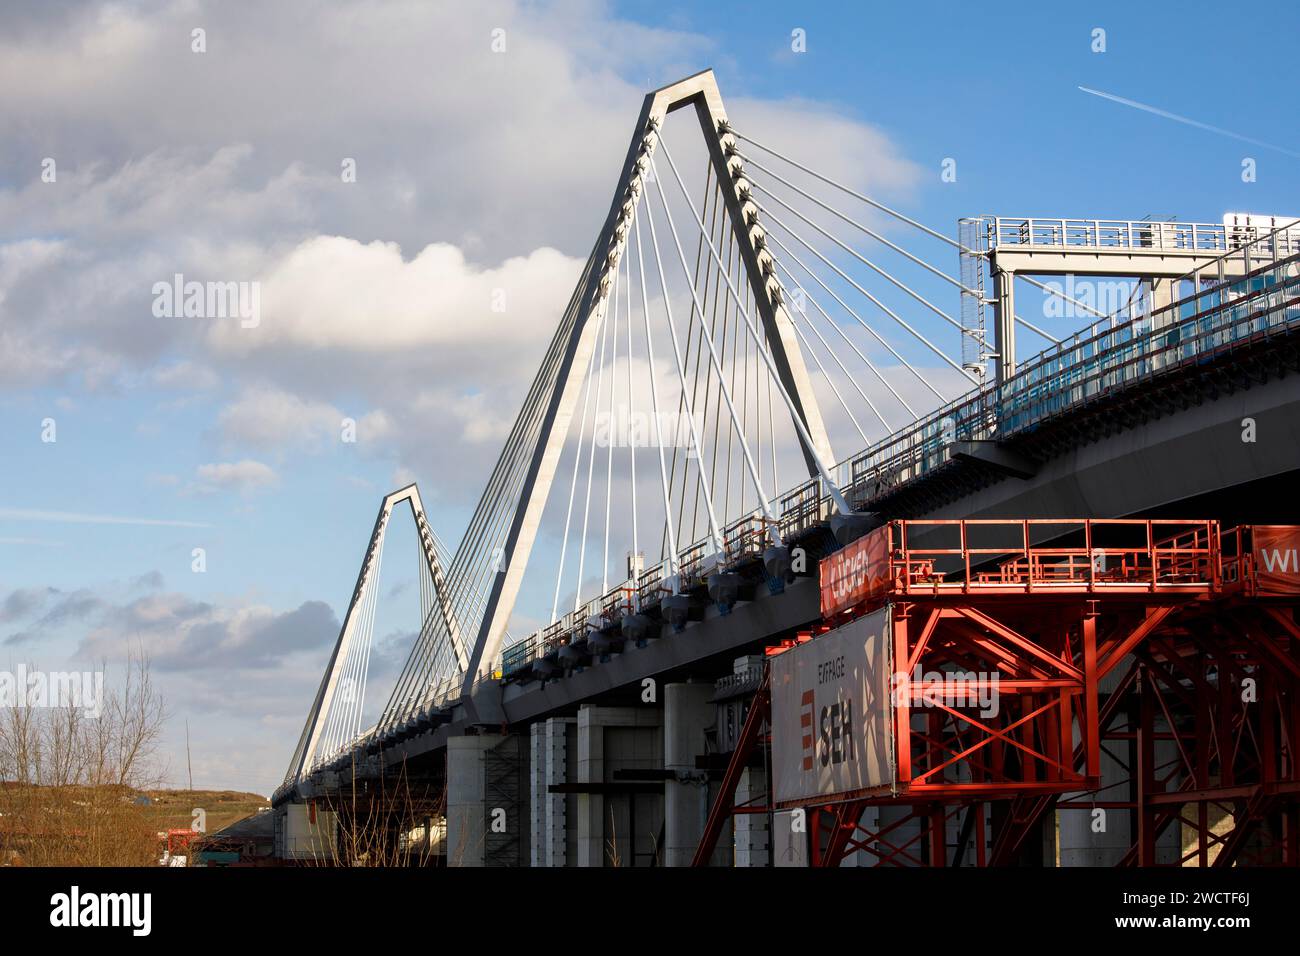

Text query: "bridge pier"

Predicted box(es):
[576, 704, 662, 867]
[275, 801, 340, 862]
[1059, 669, 1135, 866]
[664, 682, 717, 866]
[530, 717, 576, 866]
[734, 768, 769, 866]
[446, 733, 504, 868]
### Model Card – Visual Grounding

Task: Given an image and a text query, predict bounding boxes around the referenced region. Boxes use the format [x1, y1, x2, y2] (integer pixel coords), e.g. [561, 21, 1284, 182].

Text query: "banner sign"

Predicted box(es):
[1254, 525, 1300, 594]
[771, 605, 894, 806]
[820, 525, 891, 618]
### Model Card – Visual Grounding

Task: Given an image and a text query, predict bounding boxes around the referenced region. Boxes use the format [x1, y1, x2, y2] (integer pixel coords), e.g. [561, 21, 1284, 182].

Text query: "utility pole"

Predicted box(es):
[186, 720, 193, 791]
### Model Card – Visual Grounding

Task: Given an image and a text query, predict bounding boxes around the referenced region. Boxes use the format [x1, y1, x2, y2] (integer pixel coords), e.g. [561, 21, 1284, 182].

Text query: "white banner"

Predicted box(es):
[771, 605, 894, 805]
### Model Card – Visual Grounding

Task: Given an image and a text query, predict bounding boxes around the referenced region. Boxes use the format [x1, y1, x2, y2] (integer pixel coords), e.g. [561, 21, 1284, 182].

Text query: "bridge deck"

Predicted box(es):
[499, 252, 1300, 681]
[281, 246, 1300, 805]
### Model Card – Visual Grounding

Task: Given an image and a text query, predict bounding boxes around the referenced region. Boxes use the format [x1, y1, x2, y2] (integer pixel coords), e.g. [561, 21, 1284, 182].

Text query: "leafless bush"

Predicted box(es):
[307, 760, 446, 867]
[0, 650, 169, 866]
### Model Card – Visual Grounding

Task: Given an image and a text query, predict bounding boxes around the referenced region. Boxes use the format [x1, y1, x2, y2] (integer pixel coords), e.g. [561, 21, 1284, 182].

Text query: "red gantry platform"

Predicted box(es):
[695, 518, 1300, 867]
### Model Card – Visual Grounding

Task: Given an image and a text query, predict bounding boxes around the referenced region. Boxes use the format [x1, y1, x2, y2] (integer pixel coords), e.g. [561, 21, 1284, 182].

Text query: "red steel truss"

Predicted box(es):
[695, 519, 1300, 867]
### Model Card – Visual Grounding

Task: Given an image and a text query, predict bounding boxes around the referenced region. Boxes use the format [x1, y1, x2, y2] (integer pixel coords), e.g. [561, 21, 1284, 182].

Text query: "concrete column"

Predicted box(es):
[843, 805, 879, 867]
[772, 809, 809, 866]
[546, 717, 575, 867]
[576, 705, 662, 867]
[873, 804, 923, 866]
[1057, 668, 1176, 865]
[734, 768, 770, 867]
[529, 723, 545, 867]
[446, 733, 502, 868]
[281, 802, 339, 861]
[664, 681, 715, 866]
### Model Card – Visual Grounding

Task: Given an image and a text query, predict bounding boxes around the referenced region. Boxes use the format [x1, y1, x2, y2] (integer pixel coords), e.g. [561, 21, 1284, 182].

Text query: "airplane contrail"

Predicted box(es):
[0, 508, 210, 529]
[1078, 86, 1300, 160]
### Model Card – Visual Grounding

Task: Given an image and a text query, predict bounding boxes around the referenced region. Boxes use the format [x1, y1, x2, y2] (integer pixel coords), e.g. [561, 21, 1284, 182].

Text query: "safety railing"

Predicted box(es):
[886, 518, 1219, 596]
[985, 217, 1300, 257]
[501, 637, 534, 678]
[637, 561, 667, 609]
[677, 540, 712, 589]
[495, 251, 1300, 687]
[837, 387, 997, 510]
[778, 479, 833, 538]
[1001, 256, 1300, 434]
[1220, 525, 1300, 597]
[601, 584, 636, 622]
[725, 512, 768, 563]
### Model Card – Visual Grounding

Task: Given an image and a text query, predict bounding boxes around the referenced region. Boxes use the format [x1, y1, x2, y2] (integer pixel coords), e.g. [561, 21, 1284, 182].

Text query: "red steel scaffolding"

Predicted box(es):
[694, 519, 1300, 867]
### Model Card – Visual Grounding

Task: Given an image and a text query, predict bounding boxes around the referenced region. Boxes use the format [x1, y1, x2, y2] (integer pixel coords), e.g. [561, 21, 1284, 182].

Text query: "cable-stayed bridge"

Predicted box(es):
[271, 71, 1300, 868]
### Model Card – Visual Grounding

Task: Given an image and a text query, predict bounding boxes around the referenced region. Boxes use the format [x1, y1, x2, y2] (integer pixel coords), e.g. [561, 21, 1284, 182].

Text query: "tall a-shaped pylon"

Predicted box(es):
[284, 483, 461, 784]
[455, 69, 835, 696]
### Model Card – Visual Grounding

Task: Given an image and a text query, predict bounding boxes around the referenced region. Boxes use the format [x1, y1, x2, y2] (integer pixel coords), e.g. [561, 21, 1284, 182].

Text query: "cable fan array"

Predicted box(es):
[284, 491, 468, 781]
[286, 91, 1118, 786]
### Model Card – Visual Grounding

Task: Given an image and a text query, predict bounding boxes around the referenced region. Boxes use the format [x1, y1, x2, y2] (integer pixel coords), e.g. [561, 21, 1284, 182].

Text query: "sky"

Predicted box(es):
[1, 0, 1296, 796]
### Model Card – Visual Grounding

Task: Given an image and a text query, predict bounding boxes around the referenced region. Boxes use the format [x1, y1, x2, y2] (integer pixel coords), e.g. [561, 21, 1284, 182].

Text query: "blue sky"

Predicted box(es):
[621, 0, 1298, 222]
[0, 0, 1295, 795]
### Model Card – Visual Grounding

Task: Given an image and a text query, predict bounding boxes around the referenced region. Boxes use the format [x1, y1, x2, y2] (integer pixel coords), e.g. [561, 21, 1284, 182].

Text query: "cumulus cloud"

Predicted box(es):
[0, 0, 940, 793]
[0, 585, 56, 623]
[152, 360, 220, 390]
[211, 238, 582, 354]
[3, 586, 106, 645]
[76, 592, 339, 671]
[0, 0, 927, 493]
[217, 385, 394, 452]
[190, 459, 278, 496]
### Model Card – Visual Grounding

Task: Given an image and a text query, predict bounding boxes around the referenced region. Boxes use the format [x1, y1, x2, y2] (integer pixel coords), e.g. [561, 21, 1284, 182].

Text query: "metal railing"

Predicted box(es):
[289, 244, 1300, 788]
[488, 247, 1300, 688]
[885, 518, 1219, 596]
[985, 216, 1300, 258]
[1001, 256, 1300, 434]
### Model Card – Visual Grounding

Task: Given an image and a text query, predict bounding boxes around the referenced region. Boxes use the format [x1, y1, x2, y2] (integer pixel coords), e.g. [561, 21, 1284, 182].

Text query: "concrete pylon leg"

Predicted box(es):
[664, 682, 715, 867]
[446, 733, 503, 868]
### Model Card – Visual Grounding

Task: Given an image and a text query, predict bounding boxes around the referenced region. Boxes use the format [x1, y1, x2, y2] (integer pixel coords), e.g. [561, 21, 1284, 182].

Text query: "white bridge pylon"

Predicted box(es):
[284, 68, 1059, 789]
[286, 483, 462, 782]
[279, 70, 1287, 796]
[455, 69, 846, 695]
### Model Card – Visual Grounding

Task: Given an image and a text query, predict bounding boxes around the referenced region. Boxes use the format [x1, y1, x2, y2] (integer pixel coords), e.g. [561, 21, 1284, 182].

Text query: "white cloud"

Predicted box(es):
[191, 459, 278, 495]
[210, 237, 581, 354]
[217, 385, 395, 452]
[0, 0, 942, 794]
[151, 360, 220, 390]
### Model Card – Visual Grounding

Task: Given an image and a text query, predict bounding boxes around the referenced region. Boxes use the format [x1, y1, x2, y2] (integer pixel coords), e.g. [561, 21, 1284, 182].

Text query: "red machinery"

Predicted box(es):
[695, 519, 1300, 867]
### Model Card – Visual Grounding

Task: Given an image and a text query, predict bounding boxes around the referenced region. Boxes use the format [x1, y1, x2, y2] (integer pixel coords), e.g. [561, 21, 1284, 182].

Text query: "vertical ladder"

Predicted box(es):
[958, 217, 989, 384]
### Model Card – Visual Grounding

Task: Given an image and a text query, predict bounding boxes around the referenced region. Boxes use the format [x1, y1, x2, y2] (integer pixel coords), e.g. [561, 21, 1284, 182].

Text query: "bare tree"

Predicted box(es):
[0, 650, 169, 866]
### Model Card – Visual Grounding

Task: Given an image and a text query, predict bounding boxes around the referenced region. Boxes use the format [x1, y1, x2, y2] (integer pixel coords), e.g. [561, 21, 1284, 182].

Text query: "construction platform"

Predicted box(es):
[698, 519, 1300, 867]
